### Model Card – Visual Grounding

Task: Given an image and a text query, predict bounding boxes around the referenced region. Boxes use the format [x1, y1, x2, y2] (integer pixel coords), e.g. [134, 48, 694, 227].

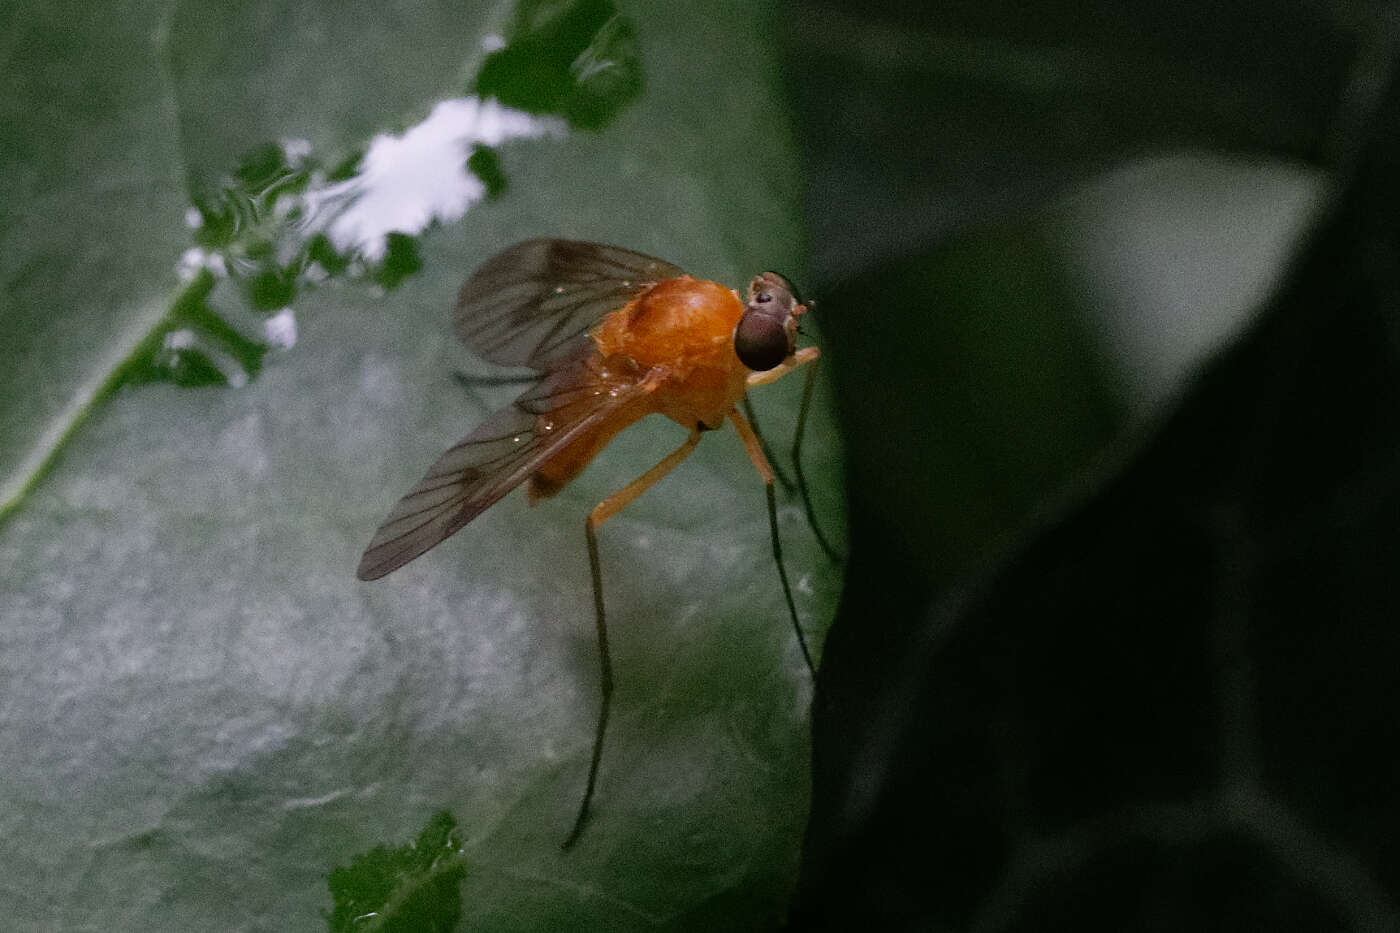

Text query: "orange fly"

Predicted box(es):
[357, 239, 826, 848]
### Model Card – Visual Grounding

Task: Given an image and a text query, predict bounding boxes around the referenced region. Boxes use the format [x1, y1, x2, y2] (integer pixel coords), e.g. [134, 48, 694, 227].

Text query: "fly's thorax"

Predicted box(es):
[652, 357, 750, 431]
[593, 276, 746, 371]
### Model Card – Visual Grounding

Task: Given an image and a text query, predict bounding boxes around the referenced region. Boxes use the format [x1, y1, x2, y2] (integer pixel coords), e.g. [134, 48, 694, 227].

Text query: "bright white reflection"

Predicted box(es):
[263, 308, 298, 349]
[300, 97, 566, 262]
[176, 247, 228, 282]
[1057, 153, 1324, 408]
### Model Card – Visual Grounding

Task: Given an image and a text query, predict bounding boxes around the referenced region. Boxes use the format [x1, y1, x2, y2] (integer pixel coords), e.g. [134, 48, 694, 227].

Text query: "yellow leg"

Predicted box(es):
[562, 427, 704, 850]
[741, 395, 795, 493]
[746, 345, 819, 389]
[587, 429, 703, 526]
[730, 409, 817, 676]
[745, 346, 841, 561]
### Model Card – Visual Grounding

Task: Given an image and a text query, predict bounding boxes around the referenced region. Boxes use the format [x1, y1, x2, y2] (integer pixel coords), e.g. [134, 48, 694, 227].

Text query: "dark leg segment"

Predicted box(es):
[560, 429, 703, 849]
[792, 357, 842, 564]
[767, 481, 817, 676]
[730, 409, 817, 678]
[562, 518, 613, 850]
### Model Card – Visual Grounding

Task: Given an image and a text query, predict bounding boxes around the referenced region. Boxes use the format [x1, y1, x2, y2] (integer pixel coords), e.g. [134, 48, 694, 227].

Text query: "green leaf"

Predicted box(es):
[0, 2, 836, 931]
[468, 146, 509, 200]
[476, 0, 642, 130]
[325, 811, 468, 932]
[1, 0, 648, 515]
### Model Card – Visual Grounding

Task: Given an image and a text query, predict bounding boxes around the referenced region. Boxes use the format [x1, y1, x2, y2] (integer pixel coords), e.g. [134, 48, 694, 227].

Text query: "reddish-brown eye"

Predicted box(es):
[735, 310, 789, 370]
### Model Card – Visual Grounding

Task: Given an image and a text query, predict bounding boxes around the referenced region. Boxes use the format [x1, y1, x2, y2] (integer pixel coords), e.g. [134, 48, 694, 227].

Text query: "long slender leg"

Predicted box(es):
[561, 428, 704, 850]
[790, 357, 842, 563]
[747, 347, 842, 562]
[741, 396, 795, 493]
[729, 409, 817, 677]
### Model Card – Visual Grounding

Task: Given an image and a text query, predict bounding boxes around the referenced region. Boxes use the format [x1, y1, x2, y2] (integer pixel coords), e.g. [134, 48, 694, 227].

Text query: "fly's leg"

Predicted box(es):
[562, 428, 704, 850]
[790, 357, 841, 563]
[729, 408, 817, 677]
[745, 345, 819, 389]
[741, 396, 795, 494]
[745, 347, 842, 563]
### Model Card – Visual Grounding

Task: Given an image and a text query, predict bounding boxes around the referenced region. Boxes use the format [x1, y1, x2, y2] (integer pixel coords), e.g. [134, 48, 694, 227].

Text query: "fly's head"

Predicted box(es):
[734, 271, 807, 371]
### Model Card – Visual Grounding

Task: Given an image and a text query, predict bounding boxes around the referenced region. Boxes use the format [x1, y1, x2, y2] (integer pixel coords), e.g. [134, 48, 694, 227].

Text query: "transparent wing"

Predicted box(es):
[356, 356, 649, 581]
[454, 239, 684, 370]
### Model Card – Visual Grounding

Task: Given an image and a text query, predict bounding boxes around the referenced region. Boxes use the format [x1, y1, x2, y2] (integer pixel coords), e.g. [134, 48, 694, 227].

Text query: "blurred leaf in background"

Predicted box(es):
[785, 1, 1400, 930]
[0, 1, 840, 930]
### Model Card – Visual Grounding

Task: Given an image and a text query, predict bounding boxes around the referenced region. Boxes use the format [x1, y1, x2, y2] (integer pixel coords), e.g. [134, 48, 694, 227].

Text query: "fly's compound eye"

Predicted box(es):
[737, 271, 807, 371]
[735, 309, 791, 371]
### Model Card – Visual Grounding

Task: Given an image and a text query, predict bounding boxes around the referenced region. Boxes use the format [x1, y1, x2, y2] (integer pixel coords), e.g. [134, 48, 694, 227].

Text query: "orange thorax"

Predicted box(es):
[593, 276, 749, 428]
[527, 276, 749, 502]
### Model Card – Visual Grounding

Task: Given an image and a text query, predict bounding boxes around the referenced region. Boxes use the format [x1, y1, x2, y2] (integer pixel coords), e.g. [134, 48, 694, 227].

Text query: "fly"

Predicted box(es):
[357, 239, 829, 848]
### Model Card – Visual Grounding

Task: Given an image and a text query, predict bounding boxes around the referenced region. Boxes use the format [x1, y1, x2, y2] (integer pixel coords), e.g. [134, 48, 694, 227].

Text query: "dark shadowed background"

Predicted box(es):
[788, 2, 1400, 931]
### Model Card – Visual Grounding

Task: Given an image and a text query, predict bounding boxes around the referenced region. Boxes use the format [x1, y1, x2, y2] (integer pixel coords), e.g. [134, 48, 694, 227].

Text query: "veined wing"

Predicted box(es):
[356, 356, 651, 581]
[454, 239, 684, 370]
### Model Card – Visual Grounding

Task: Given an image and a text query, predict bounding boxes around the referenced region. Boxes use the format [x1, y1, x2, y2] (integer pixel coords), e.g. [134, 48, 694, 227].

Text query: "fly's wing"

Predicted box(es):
[356, 356, 649, 581]
[454, 239, 684, 370]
